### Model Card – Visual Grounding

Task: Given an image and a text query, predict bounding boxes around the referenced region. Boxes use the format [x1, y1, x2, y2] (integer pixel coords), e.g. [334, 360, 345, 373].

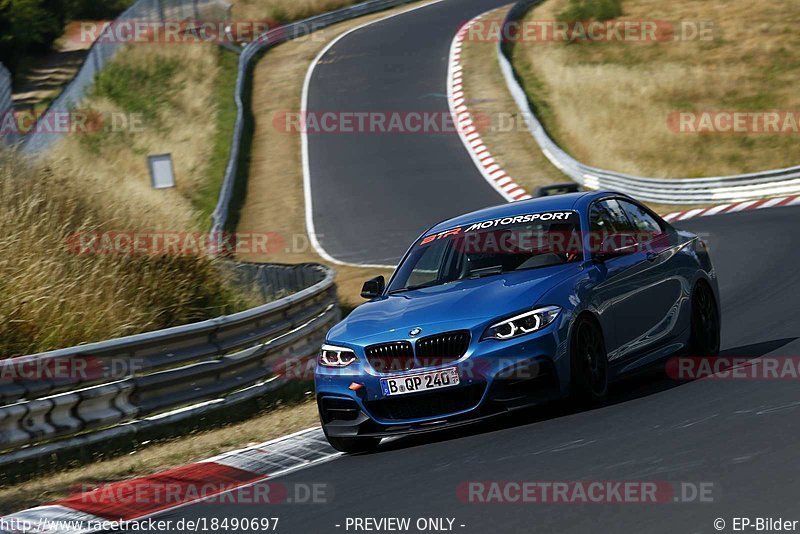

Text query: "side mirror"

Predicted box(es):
[596, 233, 640, 261]
[361, 276, 385, 299]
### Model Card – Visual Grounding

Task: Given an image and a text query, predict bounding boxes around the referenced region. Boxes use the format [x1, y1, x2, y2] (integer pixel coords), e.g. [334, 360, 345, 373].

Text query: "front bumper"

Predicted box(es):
[315, 326, 569, 438]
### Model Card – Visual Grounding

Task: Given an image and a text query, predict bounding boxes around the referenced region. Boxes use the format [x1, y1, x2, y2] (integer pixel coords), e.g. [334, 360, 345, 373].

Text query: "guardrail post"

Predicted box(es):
[46, 392, 83, 436]
[156, 0, 165, 22]
[21, 399, 55, 442]
[0, 403, 31, 450]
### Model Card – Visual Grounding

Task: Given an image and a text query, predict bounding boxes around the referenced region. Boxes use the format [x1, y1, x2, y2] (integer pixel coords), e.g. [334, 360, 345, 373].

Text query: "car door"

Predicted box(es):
[614, 199, 685, 359]
[588, 199, 678, 366]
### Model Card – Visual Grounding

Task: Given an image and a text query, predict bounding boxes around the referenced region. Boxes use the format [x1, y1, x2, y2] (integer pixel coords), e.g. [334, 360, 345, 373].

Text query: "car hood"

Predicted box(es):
[328, 264, 581, 344]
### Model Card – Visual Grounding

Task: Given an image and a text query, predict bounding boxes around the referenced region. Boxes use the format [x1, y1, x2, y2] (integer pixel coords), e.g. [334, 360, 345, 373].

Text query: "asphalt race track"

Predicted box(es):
[305, 0, 510, 265]
[118, 205, 800, 534]
[117, 0, 800, 531]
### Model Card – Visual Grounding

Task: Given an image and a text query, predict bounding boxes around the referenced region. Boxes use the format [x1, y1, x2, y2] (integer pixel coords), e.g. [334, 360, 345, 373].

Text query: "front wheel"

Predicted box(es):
[569, 317, 609, 406]
[689, 281, 721, 357]
[325, 435, 380, 454]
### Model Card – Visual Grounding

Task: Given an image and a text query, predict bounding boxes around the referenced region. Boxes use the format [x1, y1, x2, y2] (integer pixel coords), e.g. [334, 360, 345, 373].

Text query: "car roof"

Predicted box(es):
[425, 191, 618, 236]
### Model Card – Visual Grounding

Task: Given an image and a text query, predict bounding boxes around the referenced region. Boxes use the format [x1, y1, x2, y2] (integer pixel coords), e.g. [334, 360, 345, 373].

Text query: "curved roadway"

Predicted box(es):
[122, 0, 800, 531]
[123, 208, 800, 534]
[305, 0, 508, 265]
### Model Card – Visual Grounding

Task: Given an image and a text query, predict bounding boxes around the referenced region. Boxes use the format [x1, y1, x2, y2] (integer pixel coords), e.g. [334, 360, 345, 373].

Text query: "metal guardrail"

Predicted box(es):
[498, 0, 800, 205]
[0, 64, 15, 146]
[19, 0, 232, 154]
[210, 0, 418, 234]
[0, 263, 338, 467]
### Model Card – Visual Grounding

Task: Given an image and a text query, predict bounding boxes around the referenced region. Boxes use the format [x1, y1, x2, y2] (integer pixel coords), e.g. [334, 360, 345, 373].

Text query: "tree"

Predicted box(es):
[0, 0, 63, 72]
[0, 0, 132, 74]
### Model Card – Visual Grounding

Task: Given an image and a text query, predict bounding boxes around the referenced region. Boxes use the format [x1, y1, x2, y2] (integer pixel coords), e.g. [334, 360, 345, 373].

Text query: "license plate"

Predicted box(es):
[380, 367, 460, 396]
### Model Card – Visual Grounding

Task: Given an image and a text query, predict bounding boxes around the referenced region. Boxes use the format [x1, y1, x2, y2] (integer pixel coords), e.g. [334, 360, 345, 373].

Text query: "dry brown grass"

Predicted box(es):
[0, 148, 254, 356]
[0, 400, 320, 514]
[232, 0, 362, 22]
[513, 0, 800, 177]
[0, 41, 263, 357]
[47, 43, 221, 229]
[459, 7, 717, 215]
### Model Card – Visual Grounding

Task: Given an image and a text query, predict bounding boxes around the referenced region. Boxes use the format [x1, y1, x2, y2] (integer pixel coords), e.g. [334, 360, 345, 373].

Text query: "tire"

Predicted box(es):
[325, 435, 381, 454]
[569, 317, 609, 406]
[689, 281, 721, 357]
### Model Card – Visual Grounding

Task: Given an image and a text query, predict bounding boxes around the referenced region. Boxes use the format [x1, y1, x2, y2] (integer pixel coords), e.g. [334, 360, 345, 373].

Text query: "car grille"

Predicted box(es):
[364, 331, 471, 373]
[365, 341, 415, 372]
[365, 384, 485, 421]
[415, 331, 470, 367]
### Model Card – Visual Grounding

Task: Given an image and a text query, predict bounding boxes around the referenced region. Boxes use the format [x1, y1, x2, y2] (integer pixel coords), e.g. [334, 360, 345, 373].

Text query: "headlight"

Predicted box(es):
[318, 344, 358, 367]
[482, 306, 562, 341]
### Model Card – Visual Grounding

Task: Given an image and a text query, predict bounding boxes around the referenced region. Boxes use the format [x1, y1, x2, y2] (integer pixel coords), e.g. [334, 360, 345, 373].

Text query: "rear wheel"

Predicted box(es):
[325, 435, 380, 454]
[689, 282, 721, 357]
[569, 317, 609, 406]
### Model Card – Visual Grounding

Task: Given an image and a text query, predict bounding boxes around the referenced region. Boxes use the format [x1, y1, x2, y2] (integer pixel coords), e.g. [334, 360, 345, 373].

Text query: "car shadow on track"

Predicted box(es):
[374, 338, 797, 454]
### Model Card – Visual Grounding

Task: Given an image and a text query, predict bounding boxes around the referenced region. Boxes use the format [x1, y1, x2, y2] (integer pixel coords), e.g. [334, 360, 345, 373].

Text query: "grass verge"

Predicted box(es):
[197, 47, 242, 223]
[232, 0, 364, 21]
[460, 6, 722, 215]
[511, 0, 800, 178]
[460, 6, 567, 195]
[0, 149, 256, 356]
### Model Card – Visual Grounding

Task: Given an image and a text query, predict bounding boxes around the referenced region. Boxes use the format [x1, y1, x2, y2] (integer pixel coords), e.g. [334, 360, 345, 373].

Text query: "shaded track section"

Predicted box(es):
[119, 207, 800, 532]
[305, 0, 511, 265]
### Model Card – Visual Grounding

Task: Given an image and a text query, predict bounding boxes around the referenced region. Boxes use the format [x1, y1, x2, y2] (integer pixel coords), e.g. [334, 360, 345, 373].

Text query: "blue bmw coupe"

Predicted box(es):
[315, 192, 720, 452]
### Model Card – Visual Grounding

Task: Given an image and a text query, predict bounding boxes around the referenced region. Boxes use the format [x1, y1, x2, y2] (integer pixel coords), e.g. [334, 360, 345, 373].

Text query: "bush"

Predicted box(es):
[594, 0, 623, 21]
[92, 56, 181, 121]
[557, 0, 623, 22]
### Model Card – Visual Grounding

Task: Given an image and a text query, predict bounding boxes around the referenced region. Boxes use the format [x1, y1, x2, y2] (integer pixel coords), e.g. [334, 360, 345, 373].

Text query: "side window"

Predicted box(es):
[618, 200, 664, 240]
[589, 199, 635, 235]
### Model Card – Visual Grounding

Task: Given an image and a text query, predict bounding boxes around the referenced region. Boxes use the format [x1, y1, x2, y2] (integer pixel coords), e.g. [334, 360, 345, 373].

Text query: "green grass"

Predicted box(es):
[92, 57, 181, 123]
[556, 0, 623, 22]
[78, 45, 241, 230]
[509, 42, 566, 151]
[194, 47, 241, 226]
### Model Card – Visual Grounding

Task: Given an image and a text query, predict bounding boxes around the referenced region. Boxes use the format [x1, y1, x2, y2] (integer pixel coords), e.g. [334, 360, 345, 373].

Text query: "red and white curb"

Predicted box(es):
[448, 15, 532, 203]
[450, 14, 800, 222]
[663, 195, 800, 223]
[0, 427, 338, 533]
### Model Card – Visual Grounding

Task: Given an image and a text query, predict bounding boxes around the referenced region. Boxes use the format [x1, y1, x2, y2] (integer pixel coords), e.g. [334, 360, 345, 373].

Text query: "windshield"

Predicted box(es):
[388, 211, 583, 293]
